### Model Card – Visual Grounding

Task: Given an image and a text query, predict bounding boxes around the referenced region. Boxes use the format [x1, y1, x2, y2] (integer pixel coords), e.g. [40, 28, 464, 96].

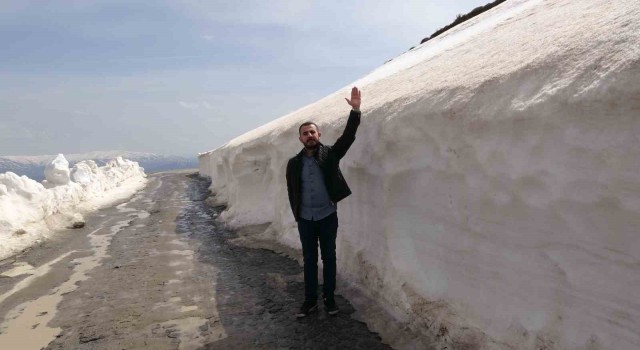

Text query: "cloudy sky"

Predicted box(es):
[0, 0, 488, 157]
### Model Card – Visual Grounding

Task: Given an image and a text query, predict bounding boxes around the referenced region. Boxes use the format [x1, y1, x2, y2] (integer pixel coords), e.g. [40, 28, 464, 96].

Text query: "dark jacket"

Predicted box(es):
[286, 110, 361, 221]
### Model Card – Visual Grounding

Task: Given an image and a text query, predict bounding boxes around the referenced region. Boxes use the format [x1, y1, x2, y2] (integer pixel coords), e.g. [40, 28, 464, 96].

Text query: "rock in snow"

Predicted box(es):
[199, 0, 640, 349]
[0, 154, 146, 260]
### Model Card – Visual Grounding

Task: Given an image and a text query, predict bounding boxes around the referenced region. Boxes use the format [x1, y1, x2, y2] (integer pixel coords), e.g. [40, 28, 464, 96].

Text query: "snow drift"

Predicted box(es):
[0, 155, 147, 260]
[199, 0, 640, 349]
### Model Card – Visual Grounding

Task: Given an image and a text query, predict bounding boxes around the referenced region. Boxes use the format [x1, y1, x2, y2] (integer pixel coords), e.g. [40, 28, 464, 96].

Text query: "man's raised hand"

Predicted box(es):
[345, 86, 361, 111]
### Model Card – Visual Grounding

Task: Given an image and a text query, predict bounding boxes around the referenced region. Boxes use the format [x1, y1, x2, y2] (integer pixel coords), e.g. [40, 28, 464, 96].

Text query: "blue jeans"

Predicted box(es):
[297, 212, 338, 301]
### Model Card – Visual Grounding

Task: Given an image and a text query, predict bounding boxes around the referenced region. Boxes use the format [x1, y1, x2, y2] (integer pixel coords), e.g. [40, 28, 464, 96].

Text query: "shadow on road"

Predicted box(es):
[175, 173, 391, 349]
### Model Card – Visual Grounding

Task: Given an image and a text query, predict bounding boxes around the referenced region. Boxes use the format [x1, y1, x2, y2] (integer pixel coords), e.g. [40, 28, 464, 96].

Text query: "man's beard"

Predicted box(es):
[304, 139, 318, 149]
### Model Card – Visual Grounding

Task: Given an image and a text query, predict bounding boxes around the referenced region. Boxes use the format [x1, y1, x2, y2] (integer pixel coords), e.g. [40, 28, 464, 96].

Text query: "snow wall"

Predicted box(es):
[0, 155, 147, 260]
[199, 1, 640, 349]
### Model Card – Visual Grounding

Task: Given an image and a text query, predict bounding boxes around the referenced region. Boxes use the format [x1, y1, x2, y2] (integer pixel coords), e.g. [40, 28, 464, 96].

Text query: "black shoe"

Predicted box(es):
[296, 300, 318, 318]
[324, 297, 339, 315]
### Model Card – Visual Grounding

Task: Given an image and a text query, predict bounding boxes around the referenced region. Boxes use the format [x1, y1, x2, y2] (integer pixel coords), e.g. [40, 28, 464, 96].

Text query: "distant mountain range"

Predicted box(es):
[0, 151, 197, 182]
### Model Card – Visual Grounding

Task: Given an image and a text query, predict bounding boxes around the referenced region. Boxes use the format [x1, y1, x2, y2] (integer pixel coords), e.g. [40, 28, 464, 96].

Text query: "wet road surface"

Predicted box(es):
[0, 171, 391, 349]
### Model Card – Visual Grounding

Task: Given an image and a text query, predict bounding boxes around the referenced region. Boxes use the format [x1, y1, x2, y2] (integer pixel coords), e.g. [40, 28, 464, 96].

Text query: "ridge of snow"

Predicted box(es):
[0, 154, 147, 260]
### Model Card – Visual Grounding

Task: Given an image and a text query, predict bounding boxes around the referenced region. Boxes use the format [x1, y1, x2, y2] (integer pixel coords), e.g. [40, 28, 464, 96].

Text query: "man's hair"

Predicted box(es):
[298, 122, 319, 135]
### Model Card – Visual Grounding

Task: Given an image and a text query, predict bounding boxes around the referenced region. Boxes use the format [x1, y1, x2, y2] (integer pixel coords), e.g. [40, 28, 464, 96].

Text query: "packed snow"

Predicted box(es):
[0, 154, 147, 260]
[199, 0, 640, 349]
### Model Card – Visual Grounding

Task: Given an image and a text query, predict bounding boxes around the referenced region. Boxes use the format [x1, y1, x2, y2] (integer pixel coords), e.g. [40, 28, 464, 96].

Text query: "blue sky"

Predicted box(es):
[0, 0, 489, 157]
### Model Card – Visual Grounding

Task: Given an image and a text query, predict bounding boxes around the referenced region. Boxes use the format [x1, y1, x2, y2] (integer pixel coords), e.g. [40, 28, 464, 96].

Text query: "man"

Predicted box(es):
[286, 86, 362, 317]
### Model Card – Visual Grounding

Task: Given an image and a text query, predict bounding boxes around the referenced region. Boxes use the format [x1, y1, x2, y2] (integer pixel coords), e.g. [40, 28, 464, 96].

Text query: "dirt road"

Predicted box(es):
[0, 171, 390, 349]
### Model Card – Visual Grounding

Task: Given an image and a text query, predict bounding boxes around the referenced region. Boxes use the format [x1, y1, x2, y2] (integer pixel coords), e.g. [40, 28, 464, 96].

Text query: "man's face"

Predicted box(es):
[299, 124, 321, 149]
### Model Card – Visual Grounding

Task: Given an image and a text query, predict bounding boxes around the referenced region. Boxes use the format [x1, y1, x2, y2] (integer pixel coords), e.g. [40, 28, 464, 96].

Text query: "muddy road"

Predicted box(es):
[0, 171, 390, 349]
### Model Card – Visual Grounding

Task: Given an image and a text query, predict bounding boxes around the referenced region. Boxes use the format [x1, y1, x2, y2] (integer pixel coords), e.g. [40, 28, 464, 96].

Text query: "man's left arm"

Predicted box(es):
[332, 87, 362, 160]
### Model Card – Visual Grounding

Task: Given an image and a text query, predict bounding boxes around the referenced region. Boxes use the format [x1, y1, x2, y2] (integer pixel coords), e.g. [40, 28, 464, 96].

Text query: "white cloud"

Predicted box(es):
[178, 0, 314, 27]
[179, 101, 215, 110]
[179, 101, 199, 109]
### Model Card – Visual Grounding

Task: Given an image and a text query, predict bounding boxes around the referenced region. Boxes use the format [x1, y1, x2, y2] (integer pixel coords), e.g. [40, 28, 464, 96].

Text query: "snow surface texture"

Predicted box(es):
[44, 154, 71, 186]
[0, 155, 147, 260]
[199, 0, 640, 349]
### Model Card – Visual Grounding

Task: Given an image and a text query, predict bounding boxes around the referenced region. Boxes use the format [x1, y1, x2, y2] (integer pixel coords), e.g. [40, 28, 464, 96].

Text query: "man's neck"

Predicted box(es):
[303, 147, 317, 157]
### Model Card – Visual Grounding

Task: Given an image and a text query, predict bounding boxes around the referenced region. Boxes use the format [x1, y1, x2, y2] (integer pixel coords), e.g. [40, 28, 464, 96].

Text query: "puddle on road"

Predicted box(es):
[1, 262, 36, 278]
[0, 252, 75, 305]
[0, 204, 148, 350]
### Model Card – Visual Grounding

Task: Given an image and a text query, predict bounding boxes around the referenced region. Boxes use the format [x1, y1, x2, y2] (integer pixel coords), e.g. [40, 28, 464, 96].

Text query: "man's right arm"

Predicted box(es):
[331, 110, 361, 160]
[332, 86, 362, 159]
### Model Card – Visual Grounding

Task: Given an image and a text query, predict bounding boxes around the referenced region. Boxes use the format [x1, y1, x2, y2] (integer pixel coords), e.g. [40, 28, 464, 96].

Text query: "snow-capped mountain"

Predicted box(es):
[0, 151, 197, 181]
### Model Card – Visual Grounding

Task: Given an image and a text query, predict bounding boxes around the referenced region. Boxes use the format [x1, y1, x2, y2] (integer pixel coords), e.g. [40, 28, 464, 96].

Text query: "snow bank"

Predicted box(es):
[0, 155, 147, 260]
[44, 154, 71, 186]
[199, 0, 640, 349]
